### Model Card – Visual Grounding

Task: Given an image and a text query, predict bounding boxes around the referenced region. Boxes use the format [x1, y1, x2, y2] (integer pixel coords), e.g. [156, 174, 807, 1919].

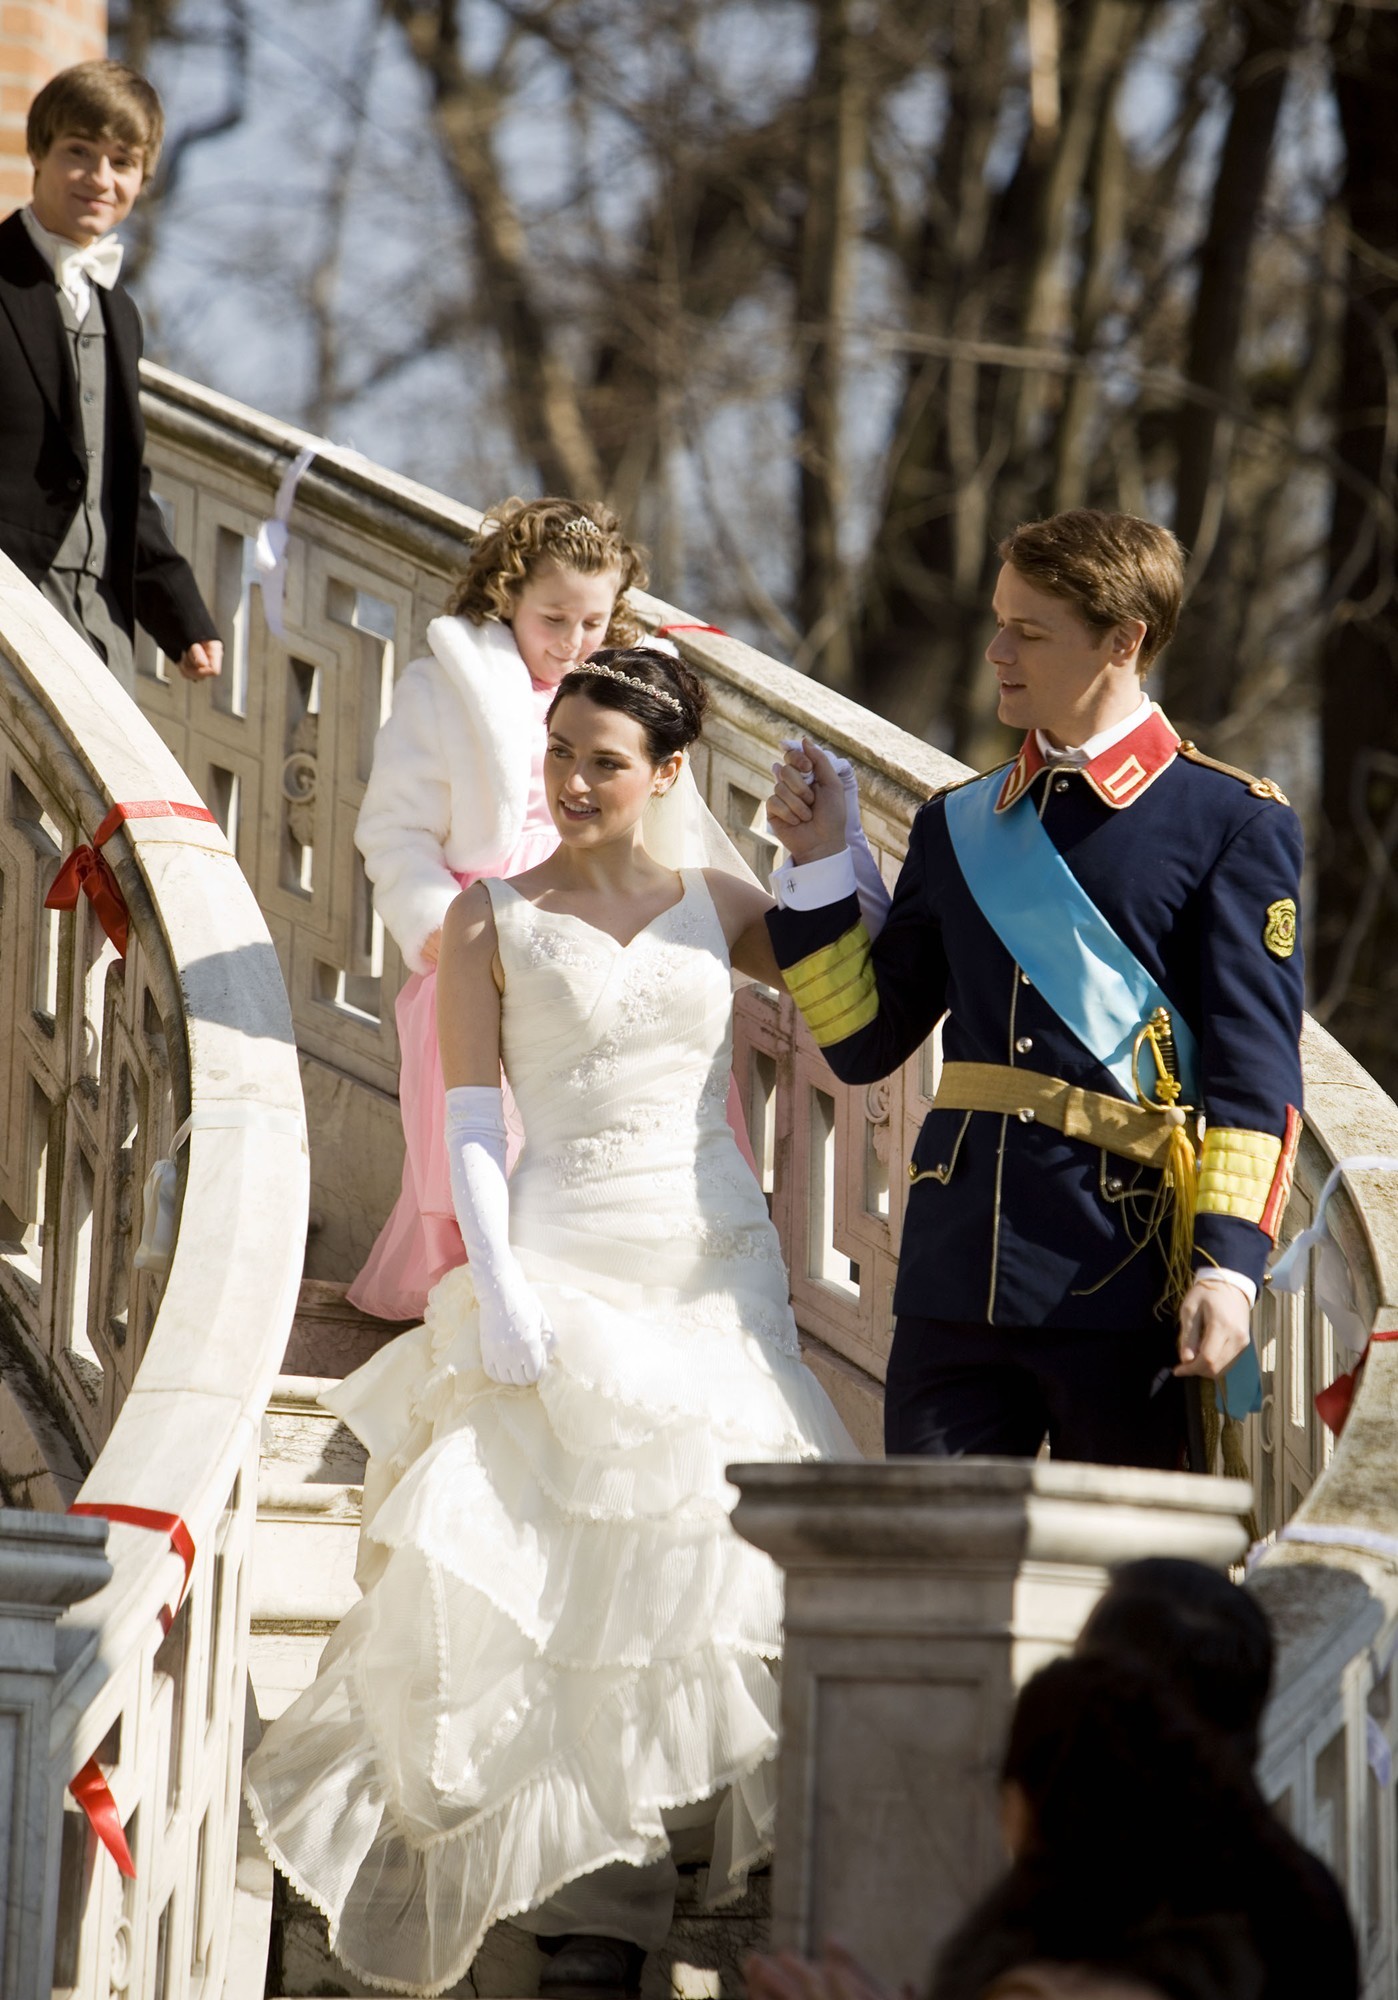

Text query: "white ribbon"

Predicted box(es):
[253, 446, 317, 639]
[1267, 1154, 1398, 1357]
[134, 1105, 308, 1275]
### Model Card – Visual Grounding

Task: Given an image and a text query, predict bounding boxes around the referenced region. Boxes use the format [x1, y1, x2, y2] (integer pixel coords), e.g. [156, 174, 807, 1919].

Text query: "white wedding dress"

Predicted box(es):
[245, 867, 855, 1997]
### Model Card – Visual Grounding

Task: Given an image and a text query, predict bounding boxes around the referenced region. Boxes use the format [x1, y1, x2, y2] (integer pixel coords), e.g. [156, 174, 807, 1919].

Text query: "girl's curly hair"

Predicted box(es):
[446, 497, 648, 646]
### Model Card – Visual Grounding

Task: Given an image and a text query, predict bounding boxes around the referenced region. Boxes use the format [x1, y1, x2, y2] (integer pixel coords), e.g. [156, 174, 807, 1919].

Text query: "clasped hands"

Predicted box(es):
[767, 737, 860, 864]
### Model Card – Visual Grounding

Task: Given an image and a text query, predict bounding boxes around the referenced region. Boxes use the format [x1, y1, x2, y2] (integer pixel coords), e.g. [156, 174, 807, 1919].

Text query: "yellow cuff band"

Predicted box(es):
[785, 923, 878, 1048]
[1197, 1126, 1284, 1225]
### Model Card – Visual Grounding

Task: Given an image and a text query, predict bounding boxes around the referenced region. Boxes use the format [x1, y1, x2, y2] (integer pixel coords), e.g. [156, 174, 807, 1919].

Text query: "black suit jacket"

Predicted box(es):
[0, 209, 216, 661]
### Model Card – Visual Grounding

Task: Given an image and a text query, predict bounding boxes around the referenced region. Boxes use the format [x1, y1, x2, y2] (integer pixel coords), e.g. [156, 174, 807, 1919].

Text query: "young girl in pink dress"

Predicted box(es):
[350, 498, 649, 1320]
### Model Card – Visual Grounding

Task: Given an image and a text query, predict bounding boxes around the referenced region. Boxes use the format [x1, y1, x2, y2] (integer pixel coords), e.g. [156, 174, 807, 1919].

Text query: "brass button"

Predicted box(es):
[1179, 739, 1196, 752]
[1054, 777, 1070, 793]
[1019, 971, 1032, 987]
[1017, 1107, 1034, 1123]
[1015, 1036, 1032, 1053]
[1106, 1176, 1123, 1194]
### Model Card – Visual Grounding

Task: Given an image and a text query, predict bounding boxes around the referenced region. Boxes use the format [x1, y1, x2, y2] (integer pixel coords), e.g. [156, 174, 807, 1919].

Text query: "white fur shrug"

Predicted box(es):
[355, 617, 537, 974]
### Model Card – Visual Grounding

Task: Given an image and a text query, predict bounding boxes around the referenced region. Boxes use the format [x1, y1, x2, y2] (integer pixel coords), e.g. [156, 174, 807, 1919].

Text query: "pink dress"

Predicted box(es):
[348, 680, 560, 1321]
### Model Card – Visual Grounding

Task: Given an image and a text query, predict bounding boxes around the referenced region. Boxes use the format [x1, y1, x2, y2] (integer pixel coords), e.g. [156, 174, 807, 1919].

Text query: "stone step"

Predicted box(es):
[252, 1282, 405, 1611]
[282, 1276, 414, 1378]
[250, 1373, 364, 1721]
[248, 1275, 406, 1725]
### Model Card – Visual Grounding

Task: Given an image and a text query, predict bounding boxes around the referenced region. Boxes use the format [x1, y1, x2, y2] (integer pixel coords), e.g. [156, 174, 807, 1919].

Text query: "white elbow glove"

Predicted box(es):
[444, 1086, 553, 1385]
[779, 738, 891, 938]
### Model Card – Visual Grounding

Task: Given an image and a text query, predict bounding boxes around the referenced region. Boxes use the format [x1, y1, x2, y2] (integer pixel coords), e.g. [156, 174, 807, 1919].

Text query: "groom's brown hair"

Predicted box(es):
[998, 509, 1184, 674]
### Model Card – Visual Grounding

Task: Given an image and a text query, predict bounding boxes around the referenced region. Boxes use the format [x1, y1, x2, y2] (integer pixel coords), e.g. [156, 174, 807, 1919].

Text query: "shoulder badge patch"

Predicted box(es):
[1264, 898, 1297, 959]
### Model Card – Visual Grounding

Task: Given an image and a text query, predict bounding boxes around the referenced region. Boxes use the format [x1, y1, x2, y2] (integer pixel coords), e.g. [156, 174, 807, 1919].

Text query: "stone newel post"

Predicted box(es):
[0, 1510, 111, 2000]
[730, 1459, 1252, 1992]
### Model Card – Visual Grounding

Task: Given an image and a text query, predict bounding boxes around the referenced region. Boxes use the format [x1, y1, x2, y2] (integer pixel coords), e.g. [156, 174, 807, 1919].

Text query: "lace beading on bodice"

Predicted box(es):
[484, 870, 797, 1353]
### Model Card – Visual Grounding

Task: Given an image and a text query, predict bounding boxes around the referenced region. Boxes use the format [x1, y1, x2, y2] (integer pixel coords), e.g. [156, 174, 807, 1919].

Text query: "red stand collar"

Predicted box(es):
[996, 705, 1181, 812]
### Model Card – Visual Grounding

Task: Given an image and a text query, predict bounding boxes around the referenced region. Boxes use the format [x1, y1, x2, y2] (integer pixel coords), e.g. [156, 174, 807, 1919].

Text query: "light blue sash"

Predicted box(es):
[944, 770, 1200, 1104]
[945, 772, 1258, 1419]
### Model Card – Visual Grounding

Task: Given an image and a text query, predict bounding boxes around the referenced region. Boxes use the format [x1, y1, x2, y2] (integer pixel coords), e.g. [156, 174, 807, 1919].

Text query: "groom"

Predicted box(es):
[0, 60, 221, 692]
[766, 509, 1304, 1468]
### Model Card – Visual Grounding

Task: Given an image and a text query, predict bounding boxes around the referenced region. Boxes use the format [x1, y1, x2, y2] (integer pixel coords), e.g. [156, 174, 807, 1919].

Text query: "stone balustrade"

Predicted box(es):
[0, 563, 307, 1997]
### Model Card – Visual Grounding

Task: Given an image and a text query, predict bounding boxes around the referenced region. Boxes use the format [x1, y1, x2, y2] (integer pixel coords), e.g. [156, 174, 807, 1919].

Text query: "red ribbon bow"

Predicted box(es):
[69, 1758, 136, 1878]
[44, 799, 218, 958]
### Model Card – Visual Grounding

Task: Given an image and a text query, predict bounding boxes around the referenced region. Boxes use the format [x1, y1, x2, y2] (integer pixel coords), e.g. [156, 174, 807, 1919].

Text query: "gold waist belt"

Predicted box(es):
[933, 1061, 1185, 1170]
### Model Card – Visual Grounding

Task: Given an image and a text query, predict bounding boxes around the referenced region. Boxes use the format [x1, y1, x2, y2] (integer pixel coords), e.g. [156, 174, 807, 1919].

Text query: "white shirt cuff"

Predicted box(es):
[770, 848, 859, 910]
[1194, 1267, 1257, 1309]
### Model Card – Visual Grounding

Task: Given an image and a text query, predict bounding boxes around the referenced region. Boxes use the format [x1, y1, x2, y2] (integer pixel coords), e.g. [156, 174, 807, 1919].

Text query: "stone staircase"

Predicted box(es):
[247, 1281, 769, 2000]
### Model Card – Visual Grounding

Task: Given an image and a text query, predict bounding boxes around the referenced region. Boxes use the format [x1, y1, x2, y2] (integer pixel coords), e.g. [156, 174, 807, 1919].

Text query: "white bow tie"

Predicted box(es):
[53, 235, 124, 293]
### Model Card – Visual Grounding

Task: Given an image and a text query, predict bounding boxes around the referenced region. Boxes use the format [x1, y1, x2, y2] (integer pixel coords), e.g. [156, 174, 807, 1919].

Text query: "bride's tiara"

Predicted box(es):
[563, 661, 684, 714]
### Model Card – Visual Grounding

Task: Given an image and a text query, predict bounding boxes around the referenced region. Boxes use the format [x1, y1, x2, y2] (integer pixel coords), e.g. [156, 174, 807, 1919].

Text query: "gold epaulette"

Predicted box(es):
[1175, 741, 1290, 806]
[927, 760, 1011, 806]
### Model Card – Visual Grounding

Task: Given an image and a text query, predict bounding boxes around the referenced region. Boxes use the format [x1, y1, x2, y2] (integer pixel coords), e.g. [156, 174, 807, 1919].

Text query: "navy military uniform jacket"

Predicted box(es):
[766, 706, 1305, 1331]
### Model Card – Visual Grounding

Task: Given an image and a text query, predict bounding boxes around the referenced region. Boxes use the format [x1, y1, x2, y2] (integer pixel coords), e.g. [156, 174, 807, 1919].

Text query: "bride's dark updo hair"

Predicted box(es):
[549, 646, 708, 761]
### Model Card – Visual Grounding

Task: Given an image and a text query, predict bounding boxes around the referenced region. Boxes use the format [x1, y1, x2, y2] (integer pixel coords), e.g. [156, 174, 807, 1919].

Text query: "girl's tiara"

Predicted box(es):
[554, 516, 607, 551]
[563, 661, 684, 714]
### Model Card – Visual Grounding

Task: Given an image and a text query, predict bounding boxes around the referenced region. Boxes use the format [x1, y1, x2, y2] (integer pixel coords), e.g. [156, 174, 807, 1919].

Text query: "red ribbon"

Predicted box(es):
[44, 799, 218, 959]
[44, 843, 129, 954]
[69, 1758, 136, 1878]
[655, 622, 728, 638]
[1315, 1329, 1398, 1436]
[69, 1502, 196, 1637]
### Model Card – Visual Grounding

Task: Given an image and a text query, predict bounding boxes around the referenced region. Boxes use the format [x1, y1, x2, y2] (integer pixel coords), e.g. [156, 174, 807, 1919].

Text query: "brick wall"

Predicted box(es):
[0, 2, 108, 210]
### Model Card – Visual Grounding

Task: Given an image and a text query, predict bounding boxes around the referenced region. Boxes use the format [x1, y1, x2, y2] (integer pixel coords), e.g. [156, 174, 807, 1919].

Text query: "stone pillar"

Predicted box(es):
[0, 2, 108, 211]
[0, 1510, 111, 2000]
[730, 1459, 1252, 1993]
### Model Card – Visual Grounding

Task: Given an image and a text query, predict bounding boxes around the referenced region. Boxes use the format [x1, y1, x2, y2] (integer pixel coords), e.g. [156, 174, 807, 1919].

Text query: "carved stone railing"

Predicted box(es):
[0, 562, 307, 1997]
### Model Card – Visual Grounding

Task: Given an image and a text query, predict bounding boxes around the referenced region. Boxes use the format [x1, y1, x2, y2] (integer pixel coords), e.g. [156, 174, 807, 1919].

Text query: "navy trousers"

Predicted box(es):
[883, 1315, 1189, 1470]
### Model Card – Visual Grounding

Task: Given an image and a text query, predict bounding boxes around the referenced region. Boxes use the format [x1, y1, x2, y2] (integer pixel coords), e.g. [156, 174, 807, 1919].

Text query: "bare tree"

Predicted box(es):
[1313, 0, 1398, 1095]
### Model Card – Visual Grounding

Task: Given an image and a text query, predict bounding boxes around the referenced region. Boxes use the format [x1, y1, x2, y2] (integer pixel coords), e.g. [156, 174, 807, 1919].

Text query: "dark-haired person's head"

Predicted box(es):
[550, 645, 708, 760]
[1000, 1653, 1254, 1882]
[931, 1654, 1268, 2000]
[1076, 1559, 1273, 1768]
[543, 647, 707, 848]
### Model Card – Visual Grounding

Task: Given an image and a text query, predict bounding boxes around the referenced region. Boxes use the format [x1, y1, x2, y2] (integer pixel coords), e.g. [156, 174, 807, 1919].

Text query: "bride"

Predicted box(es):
[245, 646, 855, 1997]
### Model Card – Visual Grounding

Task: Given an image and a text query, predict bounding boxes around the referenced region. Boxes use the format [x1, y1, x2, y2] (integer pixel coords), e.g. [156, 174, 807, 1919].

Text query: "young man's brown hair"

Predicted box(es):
[26, 60, 164, 180]
[998, 508, 1185, 673]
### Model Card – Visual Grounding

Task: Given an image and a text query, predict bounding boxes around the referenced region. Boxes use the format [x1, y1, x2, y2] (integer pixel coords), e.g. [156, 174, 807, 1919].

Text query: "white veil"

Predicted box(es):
[643, 758, 762, 889]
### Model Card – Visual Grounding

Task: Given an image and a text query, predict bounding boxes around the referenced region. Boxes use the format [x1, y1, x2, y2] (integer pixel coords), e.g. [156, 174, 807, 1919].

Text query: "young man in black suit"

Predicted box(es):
[0, 60, 221, 693]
